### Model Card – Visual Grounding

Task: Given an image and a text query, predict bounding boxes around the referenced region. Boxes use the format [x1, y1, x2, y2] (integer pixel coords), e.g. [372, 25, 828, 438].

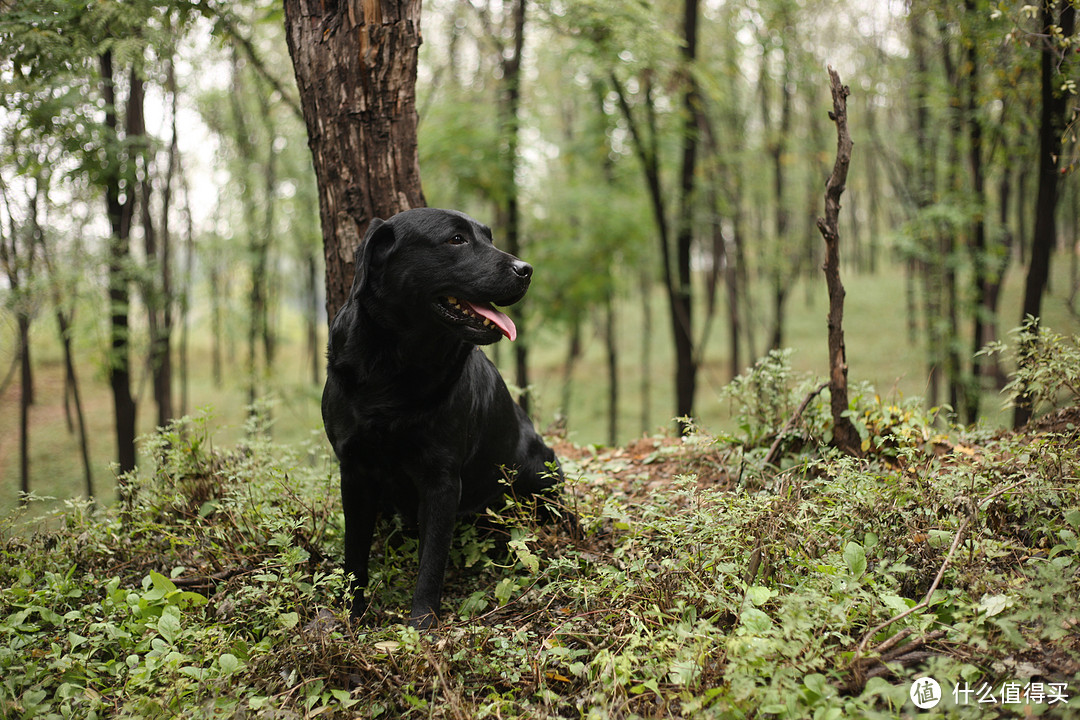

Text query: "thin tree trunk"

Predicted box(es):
[501, 0, 529, 415]
[940, 19, 967, 420]
[179, 154, 195, 415]
[908, 4, 942, 409]
[0, 174, 33, 500]
[57, 310, 94, 498]
[1015, 0, 1076, 427]
[817, 67, 861, 457]
[101, 51, 140, 478]
[153, 51, 178, 427]
[141, 150, 167, 427]
[229, 47, 262, 410]
[17, 314, 31, 502]
[34, 185, 95, 499]
[306, 251, 320, 386]
[255, 86, 278, 376]
[965, 0, 986, 422]
[605, 292, 619, 446]
[672, 0, 700, 420]
[762, 32, 794, 352]
[559, 320, 581, 421]
[640, 272, 653, 435]
[984, 172, 1013, 390]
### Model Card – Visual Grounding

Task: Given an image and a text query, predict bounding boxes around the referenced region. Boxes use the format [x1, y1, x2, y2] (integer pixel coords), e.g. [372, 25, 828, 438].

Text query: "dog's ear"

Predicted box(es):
[349, 218, 392, 298]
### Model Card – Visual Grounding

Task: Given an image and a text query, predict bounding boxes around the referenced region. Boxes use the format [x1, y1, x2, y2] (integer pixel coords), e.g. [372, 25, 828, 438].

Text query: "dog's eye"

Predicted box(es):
[448, 234, 467, 245]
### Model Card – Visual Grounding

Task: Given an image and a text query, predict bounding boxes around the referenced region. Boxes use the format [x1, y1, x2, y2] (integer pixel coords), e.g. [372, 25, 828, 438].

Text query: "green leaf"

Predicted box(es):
[494, 577, 516, 606]
[880, 593, 913, 613]
[978, 594, 1010, 617]
[509, 538, 540, 574]
[740, 607, 773, 634]
[278, 612, 300, 629]
[1065, 509, 1080, 528]
[803, 673, 828, 696]
[330, 688, 357, 707]
[843, 542, 867, 579]
[746, 585, 775, 606]
[218, 652, 242, 676]
[157, 605, 181, 644]
[667, 658, 699, 686]
[147, 571, 178, 601]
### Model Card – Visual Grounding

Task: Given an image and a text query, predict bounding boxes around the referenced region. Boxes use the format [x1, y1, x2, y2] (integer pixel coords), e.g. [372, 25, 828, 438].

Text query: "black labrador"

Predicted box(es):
[321, 208, 563, 629]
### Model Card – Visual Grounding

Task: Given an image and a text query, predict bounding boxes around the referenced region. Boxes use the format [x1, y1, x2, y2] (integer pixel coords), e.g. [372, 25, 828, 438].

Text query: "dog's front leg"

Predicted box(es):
[340, 463, 379, 618]
[410, 475, 460, 629]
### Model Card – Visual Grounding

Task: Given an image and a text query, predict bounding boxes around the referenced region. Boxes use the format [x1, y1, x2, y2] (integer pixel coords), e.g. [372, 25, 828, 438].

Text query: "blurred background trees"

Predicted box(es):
[2, 0, 1079, 508]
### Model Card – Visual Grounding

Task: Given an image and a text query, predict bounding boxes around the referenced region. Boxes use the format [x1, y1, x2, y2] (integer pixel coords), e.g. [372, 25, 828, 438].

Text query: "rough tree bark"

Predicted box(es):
[816, 67, 861, 457]
[283, 0, 426, 323]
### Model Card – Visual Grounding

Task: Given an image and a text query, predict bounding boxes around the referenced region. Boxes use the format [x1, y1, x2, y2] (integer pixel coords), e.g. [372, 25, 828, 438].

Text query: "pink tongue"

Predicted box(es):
[464, 300, 517, 341]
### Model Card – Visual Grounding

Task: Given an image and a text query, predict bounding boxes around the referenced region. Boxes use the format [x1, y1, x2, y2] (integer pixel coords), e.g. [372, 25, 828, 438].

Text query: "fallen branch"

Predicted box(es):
[172, 566, 250, 593]
[846, 476, 1036, 690]
[764, 381, 829, 466]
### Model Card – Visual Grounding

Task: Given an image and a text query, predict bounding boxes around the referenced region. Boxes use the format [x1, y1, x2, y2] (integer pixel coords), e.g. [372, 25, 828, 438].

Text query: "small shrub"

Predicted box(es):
[982, 318, 1080, 416]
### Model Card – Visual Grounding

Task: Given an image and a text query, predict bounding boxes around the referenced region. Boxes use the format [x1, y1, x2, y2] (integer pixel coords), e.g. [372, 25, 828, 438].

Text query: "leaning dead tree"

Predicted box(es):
[816, 67, 862, 457]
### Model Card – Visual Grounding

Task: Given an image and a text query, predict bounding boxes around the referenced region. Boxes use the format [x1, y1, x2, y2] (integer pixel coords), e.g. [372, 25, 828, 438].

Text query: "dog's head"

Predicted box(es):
[349, 208, 532, 345]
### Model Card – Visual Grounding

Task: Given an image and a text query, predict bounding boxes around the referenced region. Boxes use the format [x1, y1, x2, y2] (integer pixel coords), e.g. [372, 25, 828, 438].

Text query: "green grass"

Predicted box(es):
[524, 255, 1079, 443]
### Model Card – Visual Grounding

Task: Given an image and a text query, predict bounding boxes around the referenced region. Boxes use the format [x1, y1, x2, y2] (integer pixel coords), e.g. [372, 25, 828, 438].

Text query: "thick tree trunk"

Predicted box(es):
[283, 0, 426, 324]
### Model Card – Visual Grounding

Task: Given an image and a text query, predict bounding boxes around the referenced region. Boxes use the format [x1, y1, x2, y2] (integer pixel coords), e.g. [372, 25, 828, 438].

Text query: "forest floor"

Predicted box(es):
[3, 361, 1079, 717]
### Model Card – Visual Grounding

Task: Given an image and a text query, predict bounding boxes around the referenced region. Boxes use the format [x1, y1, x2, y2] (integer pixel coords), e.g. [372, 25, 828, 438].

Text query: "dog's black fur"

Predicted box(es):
[322, 208, 562, 628]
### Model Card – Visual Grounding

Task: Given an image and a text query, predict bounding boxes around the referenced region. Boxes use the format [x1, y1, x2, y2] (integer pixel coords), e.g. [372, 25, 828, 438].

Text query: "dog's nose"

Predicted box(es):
[512, 260, 533, 279]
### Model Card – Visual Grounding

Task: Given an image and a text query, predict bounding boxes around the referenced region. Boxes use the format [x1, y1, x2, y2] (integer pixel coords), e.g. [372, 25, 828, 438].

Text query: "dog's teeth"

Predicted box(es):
[482, 319, 491, 326]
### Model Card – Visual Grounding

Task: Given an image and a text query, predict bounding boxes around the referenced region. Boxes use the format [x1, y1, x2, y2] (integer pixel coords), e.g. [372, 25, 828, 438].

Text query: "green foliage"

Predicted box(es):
[982, 318, 1080, 416]
[719, 348, 804, 446]
[3, 387, 1079, 717]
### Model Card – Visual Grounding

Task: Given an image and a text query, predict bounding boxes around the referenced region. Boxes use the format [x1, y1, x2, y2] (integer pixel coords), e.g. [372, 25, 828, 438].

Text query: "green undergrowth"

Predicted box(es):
[2, 343, 1080, 718]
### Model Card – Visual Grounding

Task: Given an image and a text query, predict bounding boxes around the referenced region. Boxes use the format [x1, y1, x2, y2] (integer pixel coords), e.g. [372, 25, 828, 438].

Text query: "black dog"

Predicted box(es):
[321, 208, 563, 629]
